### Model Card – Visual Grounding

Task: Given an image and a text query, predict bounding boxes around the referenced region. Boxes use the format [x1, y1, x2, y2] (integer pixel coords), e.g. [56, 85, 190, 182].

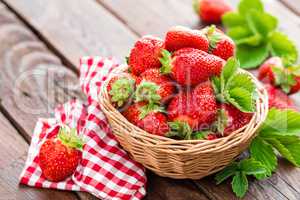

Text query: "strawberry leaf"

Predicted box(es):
[222, 12, 246, 28]
[239, 159, 267, 176]
[215, 162, 238, 184]
[250, 137, 277, 179]
[246, 10, 277, 38]
[226, 73, 255, 93]
[259, 108, 300, 136]
[236, 43, 269, 69]
[221, 57, 239, 83]
[232, 172, 248, 198]
[167, 121, 193, 140]
[225, 87, 255, 113]
[264, 135, 300, 167]
[269, 31, 298, 66]
[238, 0, 264, 16]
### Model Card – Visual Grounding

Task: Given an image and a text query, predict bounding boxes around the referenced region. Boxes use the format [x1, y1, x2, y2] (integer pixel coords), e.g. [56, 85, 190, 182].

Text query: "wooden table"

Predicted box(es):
[0, 0, 299, 199]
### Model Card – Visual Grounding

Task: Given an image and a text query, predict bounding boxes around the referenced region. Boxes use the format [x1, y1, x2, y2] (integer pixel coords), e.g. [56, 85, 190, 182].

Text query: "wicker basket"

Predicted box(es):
[99, 65, 269, 179]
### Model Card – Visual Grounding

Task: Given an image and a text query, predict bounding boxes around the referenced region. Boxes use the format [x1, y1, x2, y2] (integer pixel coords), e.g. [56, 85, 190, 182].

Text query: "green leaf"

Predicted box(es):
[159, 49, 172, 74]
[235, 33, 263, 46]
[135, 81, 161, 104]
[227, 26, 253, 42]
[225, 87, 255, 113]
[246, 10, 277, 38]
[259, 108, 300, 136]
[226, 73, 255, 93]
[139, 103, 165, 119]
[221, 57, 239, 83]
[212, 76, 221, 94]
[250, 137, 277, 179]
[269, 31, 298, 66]
[236, 43, 269, 69]
[265, 136, 300, 167]
[222, 12, 246, 28]
[238, 0, 264, 15]
[167, 121, 193, 140]
[215, 162, 238, 184]
[232, 172, 248, 198]
[239, 159, 267, 176]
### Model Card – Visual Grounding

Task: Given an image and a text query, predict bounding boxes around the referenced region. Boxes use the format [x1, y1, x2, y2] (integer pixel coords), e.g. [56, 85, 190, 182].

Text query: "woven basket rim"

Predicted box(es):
[99, 64, 269, 153]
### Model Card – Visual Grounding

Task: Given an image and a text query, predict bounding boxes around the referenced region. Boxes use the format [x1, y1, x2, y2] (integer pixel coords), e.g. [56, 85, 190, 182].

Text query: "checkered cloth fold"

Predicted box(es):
[20, 57, 147, 200]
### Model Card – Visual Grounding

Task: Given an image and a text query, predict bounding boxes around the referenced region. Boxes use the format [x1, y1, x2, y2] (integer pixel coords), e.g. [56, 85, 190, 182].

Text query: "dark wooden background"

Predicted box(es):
[0, 0, 299, 199]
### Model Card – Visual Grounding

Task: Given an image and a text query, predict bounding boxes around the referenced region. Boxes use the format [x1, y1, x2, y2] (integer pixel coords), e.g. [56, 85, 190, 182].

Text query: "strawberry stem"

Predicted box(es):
[57, 126, 84, 150]
[109, 77, 135, 107]
[135, 81, 161, 104]
[159, 49, 172, 74]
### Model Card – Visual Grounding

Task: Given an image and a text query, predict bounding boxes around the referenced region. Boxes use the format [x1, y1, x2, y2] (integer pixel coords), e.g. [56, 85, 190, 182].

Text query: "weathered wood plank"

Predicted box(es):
[0, 111, 78, 200]
[94, 0, 300, 199]
[279, 0, 300, 16]
[0, 1, 209, 200]
[98, 0, 199, 37]
[2, 0, 137, 67]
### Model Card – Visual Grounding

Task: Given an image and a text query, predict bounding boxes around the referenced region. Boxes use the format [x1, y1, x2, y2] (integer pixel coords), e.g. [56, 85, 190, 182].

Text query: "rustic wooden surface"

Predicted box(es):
[0, 0, 299, 199]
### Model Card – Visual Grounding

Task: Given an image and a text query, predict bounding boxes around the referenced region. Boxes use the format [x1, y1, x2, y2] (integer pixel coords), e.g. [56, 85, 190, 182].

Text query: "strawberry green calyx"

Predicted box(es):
[138, 103, 165, 119]
[109, 77, 135, 107]
[206, 25, 222, 51]
[212, 108, 228, 135]
[159, 49, 172, 74]
[135, 81, 161, 104]
[57, 126, 84, 150]
[272, 65, 300, 94]
[212, 57, 256, 113]
[167, 121, 193, 140]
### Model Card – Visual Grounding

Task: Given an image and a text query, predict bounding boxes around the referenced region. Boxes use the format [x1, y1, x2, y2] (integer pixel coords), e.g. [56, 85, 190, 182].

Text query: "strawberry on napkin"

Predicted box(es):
[19, 57, 147, 200]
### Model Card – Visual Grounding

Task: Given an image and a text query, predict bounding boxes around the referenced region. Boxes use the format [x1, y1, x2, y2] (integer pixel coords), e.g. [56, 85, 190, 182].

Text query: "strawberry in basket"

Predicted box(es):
[167, 81, 218, 130]
[107, 74, 136, 108]
[135, 68, 176, 104]
[201, 25, 235, 61]
[122, 102, 169, 136]
[109, 26, 256, 140]
[164, 26, 209, 52]
[258, 57, 300, 94]
[128, 36, 164, 75]
[160, 48, 225, 86]
[39, 127, 84, 182]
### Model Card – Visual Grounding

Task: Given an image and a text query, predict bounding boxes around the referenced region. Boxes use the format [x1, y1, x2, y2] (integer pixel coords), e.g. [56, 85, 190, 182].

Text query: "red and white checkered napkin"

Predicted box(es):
[20, 57, 147, 200]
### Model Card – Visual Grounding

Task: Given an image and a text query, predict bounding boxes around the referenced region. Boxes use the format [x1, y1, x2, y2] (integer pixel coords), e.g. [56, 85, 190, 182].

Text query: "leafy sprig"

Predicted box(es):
[222, 0, 298, 68]
[212, 57, 256, 113]
[215, 109, 300, 197]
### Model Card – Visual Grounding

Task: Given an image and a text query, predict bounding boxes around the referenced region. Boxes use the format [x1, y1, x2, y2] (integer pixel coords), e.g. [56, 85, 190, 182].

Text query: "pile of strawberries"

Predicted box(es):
[258, 57, 300, 110]
[107, 26, 254, 140]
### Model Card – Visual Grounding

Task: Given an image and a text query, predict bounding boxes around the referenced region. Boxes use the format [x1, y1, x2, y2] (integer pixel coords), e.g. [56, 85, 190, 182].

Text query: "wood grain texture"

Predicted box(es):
[0, 111, 78, 200]
[3, 0, 137, 67]
[0, 1, 210, 200]
[279, 0, 300, 16]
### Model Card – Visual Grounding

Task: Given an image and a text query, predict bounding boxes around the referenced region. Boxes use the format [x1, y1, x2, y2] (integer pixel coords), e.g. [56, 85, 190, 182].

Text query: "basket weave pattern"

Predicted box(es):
[99, 65, 269, 179]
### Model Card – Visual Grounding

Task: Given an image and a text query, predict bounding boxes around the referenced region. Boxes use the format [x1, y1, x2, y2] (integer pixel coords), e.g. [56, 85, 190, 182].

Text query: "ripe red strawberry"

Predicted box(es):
[193, 0, 232, 24]
[258, 57, 300, 94]
[39, 127, 83, 182]
[216, 104, 253, 136]
[122, 102, 169, 136]
[164, 26, 209, 52]
[160, 48, 225, 86]
[107, 74, 135, 107]
[201, 26, 235, 60]
[135, 68, 176, 104]
[129, 36, 164, 75]
[258, 57, 283, 84]
[167, 81, 217, 130]
[265, 84, 296, 110]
